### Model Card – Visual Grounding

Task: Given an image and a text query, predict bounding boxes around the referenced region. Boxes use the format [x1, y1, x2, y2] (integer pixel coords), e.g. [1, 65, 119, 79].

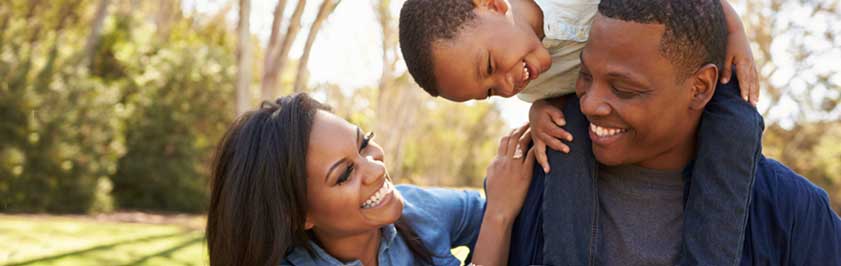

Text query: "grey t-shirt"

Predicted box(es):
[597, 164, 685, 266]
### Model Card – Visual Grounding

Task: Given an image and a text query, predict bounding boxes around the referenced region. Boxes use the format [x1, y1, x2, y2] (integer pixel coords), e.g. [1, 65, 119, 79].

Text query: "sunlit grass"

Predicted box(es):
[0, 215, 207, 266]
[0, 214, 472, 266]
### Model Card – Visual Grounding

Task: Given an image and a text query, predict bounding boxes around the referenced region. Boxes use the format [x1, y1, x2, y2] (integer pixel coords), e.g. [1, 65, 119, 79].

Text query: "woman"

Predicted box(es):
[206, 93, 535, 266]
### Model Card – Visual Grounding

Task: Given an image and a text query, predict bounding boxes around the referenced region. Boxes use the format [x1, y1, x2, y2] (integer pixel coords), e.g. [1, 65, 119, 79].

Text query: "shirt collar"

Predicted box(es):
[284, 225, 398, 266]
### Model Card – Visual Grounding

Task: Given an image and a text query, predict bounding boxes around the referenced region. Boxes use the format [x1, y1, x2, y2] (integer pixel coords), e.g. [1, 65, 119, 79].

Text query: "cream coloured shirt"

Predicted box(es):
[517, 0, 599, 102]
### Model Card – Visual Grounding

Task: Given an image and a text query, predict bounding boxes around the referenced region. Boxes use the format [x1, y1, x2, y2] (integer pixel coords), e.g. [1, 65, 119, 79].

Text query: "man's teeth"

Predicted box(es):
[590, 123, 628, 137]
[361, 181, 393, 209]
[522, 62, 530, 81]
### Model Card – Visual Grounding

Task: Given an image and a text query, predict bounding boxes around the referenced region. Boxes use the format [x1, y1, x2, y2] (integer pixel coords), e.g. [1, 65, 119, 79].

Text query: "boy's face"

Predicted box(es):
[430, 0, 551, 102]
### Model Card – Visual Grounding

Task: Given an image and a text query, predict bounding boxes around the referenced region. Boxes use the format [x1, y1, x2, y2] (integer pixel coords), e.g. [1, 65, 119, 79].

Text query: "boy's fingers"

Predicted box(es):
[721, 60, 733, 84]
[548, 110, 566, 127]
[535, 142, 550, 173]
[544, 124, 573, 142]
[541, 132, 569, 153]
[524, 147, 537, 171]
[749, 65, 760, 105]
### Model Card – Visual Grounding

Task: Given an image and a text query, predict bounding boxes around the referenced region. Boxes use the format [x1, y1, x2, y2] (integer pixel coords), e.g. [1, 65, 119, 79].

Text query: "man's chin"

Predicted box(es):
[593, 147, 626, 166]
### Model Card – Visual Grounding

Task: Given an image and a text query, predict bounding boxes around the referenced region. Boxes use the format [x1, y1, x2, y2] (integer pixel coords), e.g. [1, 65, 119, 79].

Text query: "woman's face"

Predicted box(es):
[304, 110, 404, 238]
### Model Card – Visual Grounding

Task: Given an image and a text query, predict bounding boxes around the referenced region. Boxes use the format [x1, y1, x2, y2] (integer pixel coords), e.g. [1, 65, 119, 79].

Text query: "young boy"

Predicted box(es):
[399, 0, 762, 265]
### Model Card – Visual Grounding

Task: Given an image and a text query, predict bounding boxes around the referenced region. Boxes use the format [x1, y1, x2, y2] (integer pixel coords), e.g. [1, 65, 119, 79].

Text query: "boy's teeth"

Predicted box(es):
[590, 123, 627, 137]
[522, 62, 530, 81]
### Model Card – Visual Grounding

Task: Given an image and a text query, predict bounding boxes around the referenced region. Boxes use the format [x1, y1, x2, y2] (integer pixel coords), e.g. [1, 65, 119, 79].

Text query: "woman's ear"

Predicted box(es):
[305, 215, 314, 230]
[689, 64, 718, 110]
[473, 0, 510, 14]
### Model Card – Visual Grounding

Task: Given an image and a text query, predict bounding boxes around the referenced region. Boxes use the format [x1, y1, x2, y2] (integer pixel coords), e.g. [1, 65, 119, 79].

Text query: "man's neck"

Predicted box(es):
[510, 0, 545, 39]
[636, 126, 699, 171]
[313, 228, 382, 266]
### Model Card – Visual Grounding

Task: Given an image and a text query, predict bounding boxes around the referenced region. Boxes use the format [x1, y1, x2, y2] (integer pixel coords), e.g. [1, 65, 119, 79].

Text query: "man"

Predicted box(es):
[509, 0, 841, 265]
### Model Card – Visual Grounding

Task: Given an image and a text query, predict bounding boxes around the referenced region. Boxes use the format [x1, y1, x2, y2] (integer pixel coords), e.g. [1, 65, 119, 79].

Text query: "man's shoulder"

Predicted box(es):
[754, 156, 830, 205]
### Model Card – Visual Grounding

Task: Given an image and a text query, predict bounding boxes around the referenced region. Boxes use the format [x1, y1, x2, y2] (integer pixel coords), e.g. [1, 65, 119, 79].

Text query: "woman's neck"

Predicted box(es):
[510, 0, 545, 39]
[313, 228, 382, 266]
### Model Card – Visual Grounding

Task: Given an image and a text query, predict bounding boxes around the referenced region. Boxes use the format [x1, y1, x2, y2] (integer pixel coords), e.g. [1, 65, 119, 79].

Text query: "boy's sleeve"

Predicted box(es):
[680, 71, 764, 265]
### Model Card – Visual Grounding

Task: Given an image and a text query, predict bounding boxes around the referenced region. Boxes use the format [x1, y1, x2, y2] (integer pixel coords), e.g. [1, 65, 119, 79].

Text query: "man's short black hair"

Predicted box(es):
[598, 0, 729, 80]
[399, 0, 476, 97]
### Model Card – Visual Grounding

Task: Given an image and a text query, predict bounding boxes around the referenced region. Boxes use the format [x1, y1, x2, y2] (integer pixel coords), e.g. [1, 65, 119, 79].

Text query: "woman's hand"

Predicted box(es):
[485, 123, 536, 221]
[472, 124, 535, 266]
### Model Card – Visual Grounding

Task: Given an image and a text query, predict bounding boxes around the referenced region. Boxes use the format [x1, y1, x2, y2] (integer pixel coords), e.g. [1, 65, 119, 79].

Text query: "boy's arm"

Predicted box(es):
[528, 96, 573, 173]
[720, 0, 759, 105]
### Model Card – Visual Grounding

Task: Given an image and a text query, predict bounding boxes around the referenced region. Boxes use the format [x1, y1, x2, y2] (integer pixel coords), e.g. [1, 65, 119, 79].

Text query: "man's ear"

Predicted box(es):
[473, 0, 509, 14]
[689, 64, 718, 110]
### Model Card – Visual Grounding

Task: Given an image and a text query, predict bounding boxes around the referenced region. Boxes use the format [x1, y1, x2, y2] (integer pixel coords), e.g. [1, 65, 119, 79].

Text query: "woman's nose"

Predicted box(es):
[359, 156, 386, 185]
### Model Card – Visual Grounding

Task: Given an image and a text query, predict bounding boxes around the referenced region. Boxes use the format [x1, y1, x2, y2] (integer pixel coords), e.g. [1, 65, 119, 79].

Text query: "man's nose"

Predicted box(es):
[580, 85, 612, 117]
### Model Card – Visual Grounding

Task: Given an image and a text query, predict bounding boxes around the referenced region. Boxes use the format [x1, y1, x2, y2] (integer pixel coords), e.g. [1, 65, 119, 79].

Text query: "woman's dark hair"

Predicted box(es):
[206, 93, 432, 266]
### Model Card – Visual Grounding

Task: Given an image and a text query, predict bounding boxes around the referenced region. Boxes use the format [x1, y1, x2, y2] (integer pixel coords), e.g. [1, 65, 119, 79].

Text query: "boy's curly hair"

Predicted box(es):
[399, 0, 476, 96]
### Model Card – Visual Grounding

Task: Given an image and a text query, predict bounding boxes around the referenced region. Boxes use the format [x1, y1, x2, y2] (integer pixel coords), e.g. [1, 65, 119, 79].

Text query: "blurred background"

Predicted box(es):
[0, 0, 838, 265]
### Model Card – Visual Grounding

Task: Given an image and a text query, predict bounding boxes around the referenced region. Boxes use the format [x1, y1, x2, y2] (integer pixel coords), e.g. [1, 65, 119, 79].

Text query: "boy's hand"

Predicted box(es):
[485, 124, 536, 219]
[720, 0, 759, 105]
[528, 98, 573, 173]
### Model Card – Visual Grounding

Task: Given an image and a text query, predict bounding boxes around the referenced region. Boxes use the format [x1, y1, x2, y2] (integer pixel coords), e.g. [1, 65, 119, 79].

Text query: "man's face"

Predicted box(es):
[430, 1, 551, 102]
[576, 14, 702, 170]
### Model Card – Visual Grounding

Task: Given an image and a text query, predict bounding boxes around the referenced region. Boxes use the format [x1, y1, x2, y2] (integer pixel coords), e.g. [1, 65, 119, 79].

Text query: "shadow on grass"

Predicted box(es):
[118, 234, 204, 266]
[5, 231, 191, 266]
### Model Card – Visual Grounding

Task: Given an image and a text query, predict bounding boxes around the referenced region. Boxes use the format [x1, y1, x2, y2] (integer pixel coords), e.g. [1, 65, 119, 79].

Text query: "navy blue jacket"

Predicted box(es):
[505, 78, 840, 265]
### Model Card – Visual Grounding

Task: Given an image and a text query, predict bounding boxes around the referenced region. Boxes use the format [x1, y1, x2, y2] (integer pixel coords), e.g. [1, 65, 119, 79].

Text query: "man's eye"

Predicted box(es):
[337, 164, 353, 185]
[612, 86, 638, 99]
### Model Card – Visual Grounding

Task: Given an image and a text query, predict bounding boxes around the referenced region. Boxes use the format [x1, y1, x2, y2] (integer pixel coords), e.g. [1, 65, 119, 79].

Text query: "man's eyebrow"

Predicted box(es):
[323, 127, 363, 183]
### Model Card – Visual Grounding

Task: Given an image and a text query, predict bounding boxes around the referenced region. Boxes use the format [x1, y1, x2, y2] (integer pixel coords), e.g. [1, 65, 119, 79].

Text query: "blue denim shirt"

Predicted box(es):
[282, 185, 485, 266]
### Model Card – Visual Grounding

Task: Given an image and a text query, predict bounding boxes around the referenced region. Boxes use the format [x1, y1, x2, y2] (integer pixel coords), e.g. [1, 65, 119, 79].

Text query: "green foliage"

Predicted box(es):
[0, 0, 235, 213]
[0, 0, 124, 213]
[105, 13, 236, 213]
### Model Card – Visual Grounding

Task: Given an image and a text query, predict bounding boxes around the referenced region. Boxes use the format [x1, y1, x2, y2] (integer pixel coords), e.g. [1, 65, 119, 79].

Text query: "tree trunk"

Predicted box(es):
[83, 0, 110, 68]
[261, 0, 307, 101]
[293, 0, 340, 92]
[236, 0, 252, 115]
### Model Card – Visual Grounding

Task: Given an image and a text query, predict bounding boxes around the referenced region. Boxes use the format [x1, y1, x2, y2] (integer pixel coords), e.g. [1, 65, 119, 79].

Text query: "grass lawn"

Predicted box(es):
[0, 214, 207, 266]
[0, 214, 470, 266]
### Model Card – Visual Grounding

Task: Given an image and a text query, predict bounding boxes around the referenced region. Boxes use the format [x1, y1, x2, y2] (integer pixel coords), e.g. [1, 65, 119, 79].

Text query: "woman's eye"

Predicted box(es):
[360, 132, 374, 151]
[337, 164, 353, 185]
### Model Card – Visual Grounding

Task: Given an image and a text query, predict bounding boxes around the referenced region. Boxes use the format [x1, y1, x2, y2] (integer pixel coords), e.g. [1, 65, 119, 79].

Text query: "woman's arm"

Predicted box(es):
[471, 124, 536, 266]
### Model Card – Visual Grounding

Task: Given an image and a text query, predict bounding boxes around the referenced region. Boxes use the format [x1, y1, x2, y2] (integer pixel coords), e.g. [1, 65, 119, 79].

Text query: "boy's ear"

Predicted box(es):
[473, 0, 509, 14]
[689, 64, 718, 110]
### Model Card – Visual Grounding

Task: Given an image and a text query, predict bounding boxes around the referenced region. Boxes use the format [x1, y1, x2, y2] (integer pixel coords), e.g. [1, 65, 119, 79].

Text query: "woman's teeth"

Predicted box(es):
[590, 123, 628, 137]
[361, 181, 392, 209]
[522, 62, 530, 81]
